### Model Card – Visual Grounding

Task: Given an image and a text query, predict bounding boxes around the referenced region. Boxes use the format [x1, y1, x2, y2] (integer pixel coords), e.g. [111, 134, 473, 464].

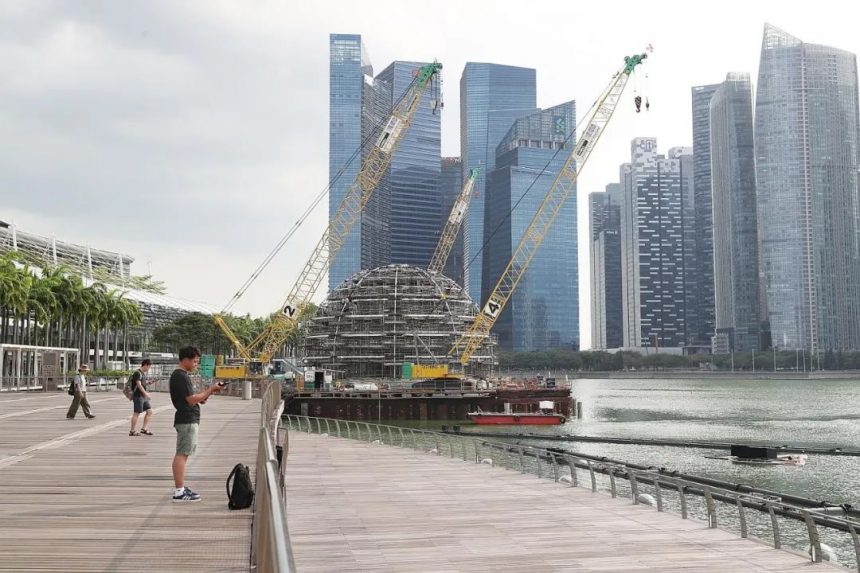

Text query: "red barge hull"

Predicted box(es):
[467, 413, 566, 425]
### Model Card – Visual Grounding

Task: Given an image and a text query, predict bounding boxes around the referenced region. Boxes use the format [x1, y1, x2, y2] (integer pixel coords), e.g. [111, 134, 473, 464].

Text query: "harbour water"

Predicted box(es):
[458, 376, 860, 564]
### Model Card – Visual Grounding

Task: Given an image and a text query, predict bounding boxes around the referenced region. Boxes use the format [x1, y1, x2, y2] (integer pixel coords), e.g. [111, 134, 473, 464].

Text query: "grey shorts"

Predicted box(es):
[174, 423, 199, 456]
[132, 395, 151, 414]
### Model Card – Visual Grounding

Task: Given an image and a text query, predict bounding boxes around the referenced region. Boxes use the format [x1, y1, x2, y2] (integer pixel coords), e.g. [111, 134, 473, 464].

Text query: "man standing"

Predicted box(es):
[67, 364, 95, 419]
[129, 358, 153, 436]
[169, 346, 223, 503]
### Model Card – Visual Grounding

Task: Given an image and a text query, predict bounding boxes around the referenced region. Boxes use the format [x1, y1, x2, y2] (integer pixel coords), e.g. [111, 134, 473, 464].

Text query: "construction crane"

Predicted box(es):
[214, 61, 443, 379]
[428, 168, 479, 275]
[451, 52, 649, 367]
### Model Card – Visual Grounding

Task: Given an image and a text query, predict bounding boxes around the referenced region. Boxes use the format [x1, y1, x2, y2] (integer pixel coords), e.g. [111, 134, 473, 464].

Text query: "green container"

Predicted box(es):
[401, 362, 413, 380]
[200, 355, 216, 367]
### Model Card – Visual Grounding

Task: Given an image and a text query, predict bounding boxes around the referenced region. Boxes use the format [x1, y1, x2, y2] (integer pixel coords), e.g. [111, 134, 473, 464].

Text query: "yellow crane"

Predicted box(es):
[214, 62, 443, 379]
[451, 52, 649, 367]
[428, 168, 479, 275]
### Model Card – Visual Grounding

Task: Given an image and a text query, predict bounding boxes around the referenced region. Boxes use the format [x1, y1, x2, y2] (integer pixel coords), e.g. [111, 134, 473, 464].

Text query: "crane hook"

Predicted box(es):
[634, 95, 642, 113]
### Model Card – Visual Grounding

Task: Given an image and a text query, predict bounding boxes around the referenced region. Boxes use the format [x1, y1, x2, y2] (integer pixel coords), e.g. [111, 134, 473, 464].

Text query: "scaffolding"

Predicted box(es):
[302, 265, 495, 378]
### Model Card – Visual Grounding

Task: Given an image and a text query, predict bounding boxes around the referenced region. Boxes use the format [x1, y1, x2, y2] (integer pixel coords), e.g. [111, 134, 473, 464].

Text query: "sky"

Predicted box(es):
[2, 0, 859, 348]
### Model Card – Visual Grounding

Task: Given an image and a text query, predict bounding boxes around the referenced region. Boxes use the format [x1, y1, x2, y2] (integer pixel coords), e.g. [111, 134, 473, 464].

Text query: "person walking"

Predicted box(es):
[67, 364, 95, 419]
[129, 358, 154, 436]
[169, 346, 223, 503]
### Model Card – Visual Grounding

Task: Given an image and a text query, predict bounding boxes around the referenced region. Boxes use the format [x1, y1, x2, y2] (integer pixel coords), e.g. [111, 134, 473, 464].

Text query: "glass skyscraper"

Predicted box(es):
[483, 102, 578, 351]
[439, 157, 464, 286]
[690, 84, 719, 347]
[710, 73, 760, 352]
[755, 24, 860, 351]
[590, 184, 623, 349]
[460, 63, 537, 303]
[375, 61, 442, 267]
[329, 34, 370, 291]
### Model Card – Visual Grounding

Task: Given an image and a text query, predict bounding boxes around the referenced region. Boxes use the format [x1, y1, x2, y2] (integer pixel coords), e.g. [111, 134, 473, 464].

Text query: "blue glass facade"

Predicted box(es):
[460, 63, 537, 303]
[329, 34, 371, 291]
[375, 61, 442, 267]
[439, 157, 464, 285]
[483, 102, 578, 351]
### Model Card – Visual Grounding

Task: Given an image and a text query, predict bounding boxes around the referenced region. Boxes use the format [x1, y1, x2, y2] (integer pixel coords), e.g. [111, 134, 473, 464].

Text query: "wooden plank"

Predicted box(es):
[287, 433, 841, 572]
[0, 392, 258, 572]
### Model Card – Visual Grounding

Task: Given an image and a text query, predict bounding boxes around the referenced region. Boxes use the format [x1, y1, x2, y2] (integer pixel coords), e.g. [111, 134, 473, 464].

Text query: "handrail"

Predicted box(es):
[251, 381, 295, 573]
[286, 414, 860, 570]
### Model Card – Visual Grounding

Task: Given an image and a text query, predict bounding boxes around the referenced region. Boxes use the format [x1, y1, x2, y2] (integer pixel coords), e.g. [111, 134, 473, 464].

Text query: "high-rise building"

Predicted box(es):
[460, 63, 537, 303]
[710, 73, 760, 352]
[690, 84, 720, 346]
[483, 102, 578, 351]
[330, 38, 443, 289]
[755, 24, 860, 351]
[589, 185, 623, 349]
[620, 139, 693, 348]
[329, 34, 372, 290]
[375, 61, 442, 268]
[439, 157, 465, 285]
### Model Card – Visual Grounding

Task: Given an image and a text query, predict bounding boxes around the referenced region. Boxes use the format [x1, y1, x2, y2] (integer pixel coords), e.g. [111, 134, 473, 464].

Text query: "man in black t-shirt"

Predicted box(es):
[169, 346, 223, 503]
[129, 358, 153, 436]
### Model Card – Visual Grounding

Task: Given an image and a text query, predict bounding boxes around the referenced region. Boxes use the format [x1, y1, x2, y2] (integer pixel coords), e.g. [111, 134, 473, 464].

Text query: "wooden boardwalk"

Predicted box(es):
[0, 391, 260, 572]
[287, 433, 840, 573]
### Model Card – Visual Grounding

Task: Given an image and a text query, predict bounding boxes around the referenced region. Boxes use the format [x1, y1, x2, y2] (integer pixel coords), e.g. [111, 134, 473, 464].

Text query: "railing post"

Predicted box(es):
[409, 429, 417, 450]
[802, 511, 822, 563]
[346, 420, 352, 440]
[448, 436, 455, 458]
[676, 480, 688, 519]
[387, 426, 394, 445]
[334, 419, 341, 437]
[703, 487, 717, 528]
[324, 418, 331, 435]
[305, 417, 311, 434]
[847, 522, 860, 570]
[550, 454, 560, 482]
[566, 458, 578, 488]
[517, 446, 526, 474]
[398, 427, 405, 448]
[363, 422, 372, 441]
[736, 499, 748, 538]
[608, 468, 617, 498]
[586, 460, 597, 492]
[315, 418, 322, 434]
[653, 478, 663, 511]
[629, 470, 640, 504]
[767, 503, 781, 549]
[434, 436, 441, 455]
[474, 440, 480, 464]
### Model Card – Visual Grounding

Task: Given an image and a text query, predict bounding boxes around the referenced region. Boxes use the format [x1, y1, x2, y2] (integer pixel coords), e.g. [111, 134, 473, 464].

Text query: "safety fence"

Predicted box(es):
[251, 381, 295, 573]
[284, 415, 860, 570]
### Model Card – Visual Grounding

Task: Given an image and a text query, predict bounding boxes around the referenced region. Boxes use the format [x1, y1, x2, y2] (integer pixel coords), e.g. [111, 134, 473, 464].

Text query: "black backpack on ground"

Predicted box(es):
[226, 463, 254, 510]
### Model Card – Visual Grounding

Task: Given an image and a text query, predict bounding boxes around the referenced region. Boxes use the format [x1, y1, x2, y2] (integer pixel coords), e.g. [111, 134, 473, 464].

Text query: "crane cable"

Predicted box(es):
[221, 73, 428, 314]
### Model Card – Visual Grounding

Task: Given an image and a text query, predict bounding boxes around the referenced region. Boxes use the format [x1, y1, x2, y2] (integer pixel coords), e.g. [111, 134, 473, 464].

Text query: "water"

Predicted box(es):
[459, 377, 860, 564]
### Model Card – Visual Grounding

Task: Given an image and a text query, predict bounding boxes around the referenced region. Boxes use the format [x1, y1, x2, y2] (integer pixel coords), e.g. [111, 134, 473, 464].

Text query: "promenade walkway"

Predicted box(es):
[286, 432, 840, 572]
[0, 391, 259, 572]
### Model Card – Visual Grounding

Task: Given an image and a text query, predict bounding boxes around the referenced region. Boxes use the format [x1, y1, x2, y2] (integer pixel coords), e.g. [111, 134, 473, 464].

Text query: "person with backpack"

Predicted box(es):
[66, 364, 95, 419]
[170, 346, 224, 503]
[128, 358, 153, 436]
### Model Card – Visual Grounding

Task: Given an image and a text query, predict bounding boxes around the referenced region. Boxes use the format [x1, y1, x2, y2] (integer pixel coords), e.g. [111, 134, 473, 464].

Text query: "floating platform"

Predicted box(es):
[284, 386, 572, 422]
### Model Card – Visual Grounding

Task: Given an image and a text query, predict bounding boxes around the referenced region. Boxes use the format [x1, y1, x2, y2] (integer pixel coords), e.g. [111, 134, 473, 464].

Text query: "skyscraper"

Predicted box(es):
[483, 102, 578, 351]
[710, 73, 760, 352]
[375, 61, 442, 268]
[460, 63, 537, 303]
[329, 34, 372, 290]
[439, 157, 465, 286]
[620, 139, 692, 348]
[589, 184, 623, 349]
[690, 84, 719, 346]
[755, 24, 860, 351]
[330, 38, 443, 289]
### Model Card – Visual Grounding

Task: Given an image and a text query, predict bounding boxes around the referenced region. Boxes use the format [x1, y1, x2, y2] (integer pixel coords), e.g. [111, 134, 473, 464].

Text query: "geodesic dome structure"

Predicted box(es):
[302, 265, 495, 378]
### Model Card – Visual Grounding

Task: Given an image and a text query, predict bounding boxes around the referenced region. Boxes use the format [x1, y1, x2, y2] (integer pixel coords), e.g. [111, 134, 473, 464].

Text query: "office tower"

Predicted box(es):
[460, 63, 537, 303]
[590, 185, 623, 349]
[483, 102, 578, 351]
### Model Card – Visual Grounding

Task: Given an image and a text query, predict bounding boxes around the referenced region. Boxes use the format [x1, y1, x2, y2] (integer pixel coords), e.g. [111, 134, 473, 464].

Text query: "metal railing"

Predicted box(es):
[285, 415, 860, 570]
[251, 382, 295, 573]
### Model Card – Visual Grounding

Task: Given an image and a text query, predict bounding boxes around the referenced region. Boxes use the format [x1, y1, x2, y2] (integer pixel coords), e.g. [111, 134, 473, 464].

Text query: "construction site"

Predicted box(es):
[212, 54, 649, 421]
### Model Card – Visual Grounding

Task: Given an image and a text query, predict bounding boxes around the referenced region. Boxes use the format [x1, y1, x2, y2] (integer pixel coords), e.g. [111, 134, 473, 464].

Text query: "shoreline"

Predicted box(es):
[571, 370, 860, 380]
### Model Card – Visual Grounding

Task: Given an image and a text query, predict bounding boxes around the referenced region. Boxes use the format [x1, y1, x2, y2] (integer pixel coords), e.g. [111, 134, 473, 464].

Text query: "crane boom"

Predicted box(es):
[216, 61, 443, 366]
[451, 53, 647, 366]
[428, 168, 478, 275]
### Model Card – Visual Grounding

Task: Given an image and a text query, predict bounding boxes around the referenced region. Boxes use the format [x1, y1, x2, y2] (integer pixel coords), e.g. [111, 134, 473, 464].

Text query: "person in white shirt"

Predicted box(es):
[67, 364, 95, 419]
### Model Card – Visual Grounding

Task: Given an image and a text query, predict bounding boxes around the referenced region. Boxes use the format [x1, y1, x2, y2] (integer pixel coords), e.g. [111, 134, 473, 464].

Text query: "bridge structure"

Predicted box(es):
[0, 383, 854, 572]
